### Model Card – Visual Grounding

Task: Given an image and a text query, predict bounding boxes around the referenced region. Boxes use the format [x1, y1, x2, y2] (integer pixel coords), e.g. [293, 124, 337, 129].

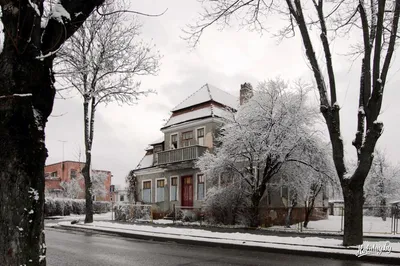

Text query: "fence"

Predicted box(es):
[261, 205, 399, 235]
[112, 203, 400, 235]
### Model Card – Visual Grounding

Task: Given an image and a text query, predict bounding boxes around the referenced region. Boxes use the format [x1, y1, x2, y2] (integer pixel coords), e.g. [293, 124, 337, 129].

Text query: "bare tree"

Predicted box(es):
[186, 0, 400, 246]
[0, 1, 105, 264]
[56, 0, 161, 223]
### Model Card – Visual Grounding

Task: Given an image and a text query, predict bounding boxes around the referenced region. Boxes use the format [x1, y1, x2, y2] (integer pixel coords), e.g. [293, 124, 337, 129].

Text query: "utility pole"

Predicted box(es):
[58, 140, 67, 180]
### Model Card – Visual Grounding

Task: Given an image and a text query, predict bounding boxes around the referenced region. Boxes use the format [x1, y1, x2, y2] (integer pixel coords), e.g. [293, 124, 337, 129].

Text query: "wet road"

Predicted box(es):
[46, 228, 388, 266]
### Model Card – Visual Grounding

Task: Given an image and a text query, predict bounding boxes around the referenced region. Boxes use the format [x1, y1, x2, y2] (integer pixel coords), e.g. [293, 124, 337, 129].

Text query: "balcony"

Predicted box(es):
[156, 145, 208, 166]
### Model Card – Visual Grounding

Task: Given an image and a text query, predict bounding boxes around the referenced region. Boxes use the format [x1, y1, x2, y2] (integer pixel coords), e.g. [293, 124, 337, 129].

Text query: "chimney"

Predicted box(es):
[240, 82, 253, 105]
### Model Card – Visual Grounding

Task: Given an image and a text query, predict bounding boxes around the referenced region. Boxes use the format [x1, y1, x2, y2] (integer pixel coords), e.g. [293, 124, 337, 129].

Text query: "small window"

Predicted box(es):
[197, 174, 205, 200]
[171, 134, 178, 149]
[154, 145, 162, 153]
[70, 169, 77, 179]
[143, 181, 151, 203]
[281, 186, 289, 198]
[183, 177, 192, 185]
[51, 171, 57, 178]
[120, 195, 125, 202]
[171, 177, 178, 201]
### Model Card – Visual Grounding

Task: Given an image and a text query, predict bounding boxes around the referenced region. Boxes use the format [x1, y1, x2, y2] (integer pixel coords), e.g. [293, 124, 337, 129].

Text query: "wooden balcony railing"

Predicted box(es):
[156, 145, 208, 165]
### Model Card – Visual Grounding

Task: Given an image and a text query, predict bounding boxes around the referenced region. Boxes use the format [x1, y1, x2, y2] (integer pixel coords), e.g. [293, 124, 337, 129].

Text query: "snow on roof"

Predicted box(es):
[149, 136, 164, 145]
[164, 106, 213, 128]
[162, 105, 233, 129]
[135, 154, 154, 170]
[171, 84, 238, 112]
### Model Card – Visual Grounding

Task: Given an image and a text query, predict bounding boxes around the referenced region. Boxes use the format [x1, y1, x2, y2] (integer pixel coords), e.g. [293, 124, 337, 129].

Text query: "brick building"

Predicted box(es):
[44, 161, 112, 201]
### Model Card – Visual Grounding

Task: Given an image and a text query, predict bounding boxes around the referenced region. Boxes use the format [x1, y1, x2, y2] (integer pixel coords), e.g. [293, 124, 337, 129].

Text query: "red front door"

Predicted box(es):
[181, 176, 193, 207]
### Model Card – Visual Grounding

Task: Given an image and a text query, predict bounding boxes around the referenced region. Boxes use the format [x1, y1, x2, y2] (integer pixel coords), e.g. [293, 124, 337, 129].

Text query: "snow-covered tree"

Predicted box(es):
[186, 0, 400, 246]
[364, 150, 400, 220]
[56, 0, 161, 223]
[197, 78, 331, 227]
[60, 178, 83, 199]
[0, 1, 105, 264]
[91, 170, 108, 199]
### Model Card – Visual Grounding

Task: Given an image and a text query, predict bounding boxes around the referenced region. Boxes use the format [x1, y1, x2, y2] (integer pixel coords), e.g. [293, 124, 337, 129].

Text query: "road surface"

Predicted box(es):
[46, 228, 387, 266]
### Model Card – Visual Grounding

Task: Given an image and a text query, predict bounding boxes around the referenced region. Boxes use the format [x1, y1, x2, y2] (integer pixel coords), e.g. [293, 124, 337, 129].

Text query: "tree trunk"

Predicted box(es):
[250, 194, 261, 227]
[342, 182, 364, 246]
[303, 200, 315, 228]
[0, 48, 55, 265]
[83, 97, 96, 223]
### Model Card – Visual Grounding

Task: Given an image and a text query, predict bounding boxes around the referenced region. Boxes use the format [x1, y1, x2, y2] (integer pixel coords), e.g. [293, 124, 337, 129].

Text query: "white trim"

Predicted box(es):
[155, 177, 167, 203]
[195, 126, 206, 146]
[169, 176, 179, 201]
[141, 179, 152, 203]
[170, 132, 179, 149]
[196, 173, 206, 201]
[162, 117, 216, 133]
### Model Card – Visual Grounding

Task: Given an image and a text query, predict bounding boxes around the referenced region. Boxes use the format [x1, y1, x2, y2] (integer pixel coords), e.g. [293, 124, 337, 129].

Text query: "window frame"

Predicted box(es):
[182, 131, 193, 147]
[196, 173, 206, 201]
[142, 179, 152, 203]
[170, 133, 178, 149]
[195, 126, 205, 146]
[155, 178, 167, 203]
[170, 176, 179, 201]
[70, 169, 77, 179]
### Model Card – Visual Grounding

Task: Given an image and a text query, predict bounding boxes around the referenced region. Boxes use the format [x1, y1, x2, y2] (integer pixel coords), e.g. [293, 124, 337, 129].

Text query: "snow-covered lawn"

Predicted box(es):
[268, 215, 398, 235]
[58, 220, 400, 258]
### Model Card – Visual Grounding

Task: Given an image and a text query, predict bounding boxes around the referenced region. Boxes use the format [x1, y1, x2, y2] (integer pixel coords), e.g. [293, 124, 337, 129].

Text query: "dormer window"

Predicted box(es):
[182, 131, 193, 147]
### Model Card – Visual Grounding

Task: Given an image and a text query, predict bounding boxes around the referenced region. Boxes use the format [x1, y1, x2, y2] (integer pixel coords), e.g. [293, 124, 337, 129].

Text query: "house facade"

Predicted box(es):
[131, 83, 241, 213]
[44, 161, 112, 201]
[131, 83, 328, 222]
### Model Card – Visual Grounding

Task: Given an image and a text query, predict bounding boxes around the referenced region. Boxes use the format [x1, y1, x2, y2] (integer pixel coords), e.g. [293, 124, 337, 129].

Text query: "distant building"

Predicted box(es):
[44, 161, 112, 201]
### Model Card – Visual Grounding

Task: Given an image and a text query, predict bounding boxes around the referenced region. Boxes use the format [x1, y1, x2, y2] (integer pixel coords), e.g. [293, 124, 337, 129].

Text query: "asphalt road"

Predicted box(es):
[45, 228, 390, 266]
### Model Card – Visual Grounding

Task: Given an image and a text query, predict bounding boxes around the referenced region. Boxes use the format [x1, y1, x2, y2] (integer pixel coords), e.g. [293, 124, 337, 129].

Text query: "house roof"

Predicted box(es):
[135, 154, 154, 170]
[162, 104, 234, 129]
[171, 84, 238, 112]
[149, 136, 164, 145]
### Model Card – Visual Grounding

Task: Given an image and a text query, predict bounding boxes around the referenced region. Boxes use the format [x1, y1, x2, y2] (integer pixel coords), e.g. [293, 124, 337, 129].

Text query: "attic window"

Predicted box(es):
[171, 134, 178, 149]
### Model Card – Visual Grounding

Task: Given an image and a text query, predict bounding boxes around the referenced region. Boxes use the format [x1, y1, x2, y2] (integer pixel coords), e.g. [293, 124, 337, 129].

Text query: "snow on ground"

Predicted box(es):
[267, 216, 392, 234]
[58, 221, 400, 258]
[268, 215, 397, 235]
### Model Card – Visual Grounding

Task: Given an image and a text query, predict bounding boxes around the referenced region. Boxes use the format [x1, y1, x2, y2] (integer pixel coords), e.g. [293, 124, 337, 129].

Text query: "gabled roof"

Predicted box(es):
[162, 104, 234, 129]
[171, 84, 238, 112]
[149, 136, 164, 145]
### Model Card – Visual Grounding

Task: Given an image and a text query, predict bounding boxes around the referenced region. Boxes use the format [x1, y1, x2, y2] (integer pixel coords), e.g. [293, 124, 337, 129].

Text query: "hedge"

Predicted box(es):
[44, 197, 111, 217]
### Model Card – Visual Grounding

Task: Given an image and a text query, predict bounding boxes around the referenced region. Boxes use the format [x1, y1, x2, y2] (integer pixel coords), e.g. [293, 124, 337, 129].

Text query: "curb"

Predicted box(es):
[55, 224, 400, 265]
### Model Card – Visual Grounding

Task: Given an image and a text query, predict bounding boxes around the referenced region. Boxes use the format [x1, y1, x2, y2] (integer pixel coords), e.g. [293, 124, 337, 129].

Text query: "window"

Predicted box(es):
[154, 145, 162, 153]
[156, 179, 165, 202]
[171, 134, 178, 149]
[50, 171, 57, 178]
[70, 169, 77, 179]
[281, 186, 289, 199]
[197, 174, 205, 200]
[120, 194, 125, 202]
[170, 177, 178, 201]
[197, 128, 205, 146]
[182, 131, 193, 147]
[143, 181, 151, 203]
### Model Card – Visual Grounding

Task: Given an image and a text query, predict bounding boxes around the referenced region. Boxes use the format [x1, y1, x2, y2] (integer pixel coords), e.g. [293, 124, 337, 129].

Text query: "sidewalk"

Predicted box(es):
[51, 219, 400, 265]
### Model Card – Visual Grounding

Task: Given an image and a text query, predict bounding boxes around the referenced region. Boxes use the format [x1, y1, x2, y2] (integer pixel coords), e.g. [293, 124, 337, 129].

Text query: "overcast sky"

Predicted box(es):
[44, 0, 400, 187]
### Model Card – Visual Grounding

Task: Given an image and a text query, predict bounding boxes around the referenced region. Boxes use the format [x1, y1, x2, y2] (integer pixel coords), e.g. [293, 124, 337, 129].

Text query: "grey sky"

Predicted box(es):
[44, 0, 400, 186]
